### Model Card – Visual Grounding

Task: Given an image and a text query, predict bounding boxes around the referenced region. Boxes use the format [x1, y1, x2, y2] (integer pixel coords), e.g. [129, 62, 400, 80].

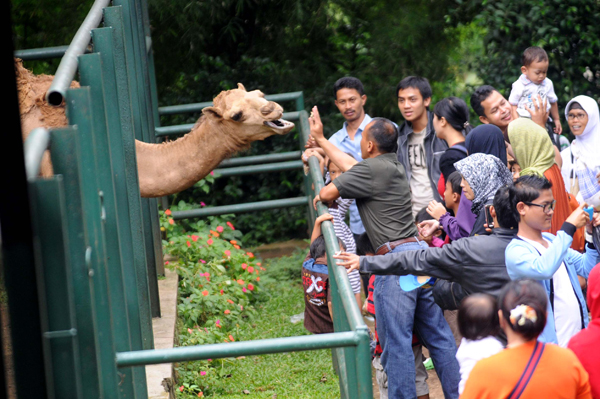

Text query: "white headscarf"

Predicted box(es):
[565, 95, 600, 169]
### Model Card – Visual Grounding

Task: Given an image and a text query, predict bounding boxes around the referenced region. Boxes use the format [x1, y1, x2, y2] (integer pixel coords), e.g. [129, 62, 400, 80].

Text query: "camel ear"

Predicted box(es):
[237, 83, 246, 91]
[202, 106, 223, 119]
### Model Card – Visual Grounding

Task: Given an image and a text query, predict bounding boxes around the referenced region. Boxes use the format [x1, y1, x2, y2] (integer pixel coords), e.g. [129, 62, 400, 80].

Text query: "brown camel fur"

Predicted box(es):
[16, 59, 294, 197]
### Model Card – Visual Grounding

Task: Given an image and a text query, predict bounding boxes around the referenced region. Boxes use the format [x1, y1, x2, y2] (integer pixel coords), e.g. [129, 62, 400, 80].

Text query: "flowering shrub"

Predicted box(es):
[160, 206, 264, 397]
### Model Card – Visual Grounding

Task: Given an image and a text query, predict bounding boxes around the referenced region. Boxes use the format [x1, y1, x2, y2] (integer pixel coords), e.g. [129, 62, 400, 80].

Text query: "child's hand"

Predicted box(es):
[313, 195, 321, 210]
[553, 120, 563, 135]
[315, 213, 334, 225]
[333, 251, 360, 273]
[586, 211, 600, 235]
[426, 200, 447, 221]
[418, 219, 440, 238]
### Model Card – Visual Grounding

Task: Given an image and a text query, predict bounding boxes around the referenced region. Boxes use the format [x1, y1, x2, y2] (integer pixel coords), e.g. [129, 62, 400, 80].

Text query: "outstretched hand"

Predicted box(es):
[586, 210, 600, 235]
[308, 106, 326, 142]
[426, 200, 447, 221]
[418, 219, 440, 238]
[333, 251, 360, 273]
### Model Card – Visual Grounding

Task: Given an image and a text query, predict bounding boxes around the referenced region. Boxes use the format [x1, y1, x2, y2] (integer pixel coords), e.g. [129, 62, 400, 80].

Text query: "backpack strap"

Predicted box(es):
[507, 341, 546, 399]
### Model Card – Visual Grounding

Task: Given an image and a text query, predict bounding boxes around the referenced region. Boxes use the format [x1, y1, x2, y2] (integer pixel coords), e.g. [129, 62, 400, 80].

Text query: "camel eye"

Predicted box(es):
[231, 111, 243, 121]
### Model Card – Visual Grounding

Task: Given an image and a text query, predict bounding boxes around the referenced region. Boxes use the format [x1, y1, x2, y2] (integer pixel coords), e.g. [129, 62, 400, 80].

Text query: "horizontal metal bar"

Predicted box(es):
[116, 331, 358, 367]
[43, 329, 78, 339]
[219, 151, 301, 168]
[46, 0, 111, 106]
[23, 128, 51, 180]
[14, 46, 70, 61]
[213, 160, 302, 178]
[158, 92, 303, 116]
[172, 196, 308, 220]
[155, 111, 300, 137]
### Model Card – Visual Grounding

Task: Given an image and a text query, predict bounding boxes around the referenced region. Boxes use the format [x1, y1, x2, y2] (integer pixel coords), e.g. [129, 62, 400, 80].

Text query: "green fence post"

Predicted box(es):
[28, 176, 83, 399]
[92, 25, 151, 396]
[298, 110, 316, 232]
[50, 127, 102, 397]
[66, 86, 123, 398]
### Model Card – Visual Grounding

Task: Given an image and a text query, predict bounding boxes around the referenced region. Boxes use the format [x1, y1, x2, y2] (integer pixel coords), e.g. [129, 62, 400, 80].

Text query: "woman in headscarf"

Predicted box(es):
[508, 117, 585, 251]
[454, 153, 514, 237]
[561, 95, 600, 209]
[465, 124, 508, 165]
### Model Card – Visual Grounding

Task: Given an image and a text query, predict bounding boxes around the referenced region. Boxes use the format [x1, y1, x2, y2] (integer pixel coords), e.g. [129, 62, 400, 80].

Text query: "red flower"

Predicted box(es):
[256, 262, 262, 266]
[237, 279, 245, 285]
[165, 261, 169, 265]
[191, 235, 199, 242]
[202, 290, 209, 296]
[169, 219, 174, 225]
[256, 277, 260, 282]
[186, 241, 191, 247]
[240, 305, 244, 310]
[224, 309, 230, 314]
[246, 252, 255, 258]
[224, 250, 231, 257]
[241, 263, 248, 270]
[216, 226, 224, 233]
[179, 386, 184, 392]
[248, 267, 254, 273]
[229, 335, 235, 342]
[220, 289, 224, 295]
[198, 392, 204, 397]
[248, 283, 255, 291]
[207, 238, 213, 245]
[234, 244, 241, 249]
[165, 209, 172, 216]
[227, 299, 234, 304]
[230, 240, 237, 245]
[227, 221, 235, 230]
[188, 328, 193, 334]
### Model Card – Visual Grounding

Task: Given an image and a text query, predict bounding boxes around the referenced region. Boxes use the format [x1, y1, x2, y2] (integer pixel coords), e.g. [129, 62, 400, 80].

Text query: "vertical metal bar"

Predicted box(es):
[66, 86, 122, 399]
[0, 14, 49, 396]
[78, 52, 136, 398]
[92, 25, 150, 396]
[298, 110, 316, 232]
[113, 0, 163, 322]
[50, 127, 102, 397]
[29, 177, 83, 399]
[354, 327, 373, 399]
[103, 6, 159, 335]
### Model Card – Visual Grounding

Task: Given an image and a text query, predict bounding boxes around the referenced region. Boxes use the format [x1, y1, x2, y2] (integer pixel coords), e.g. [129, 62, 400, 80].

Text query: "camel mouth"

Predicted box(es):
[264, 119, 295, 134]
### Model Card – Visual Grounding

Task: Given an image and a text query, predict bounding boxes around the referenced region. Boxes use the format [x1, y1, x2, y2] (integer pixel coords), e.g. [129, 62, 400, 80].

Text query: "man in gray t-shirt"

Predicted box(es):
[310, 108, 461, 399]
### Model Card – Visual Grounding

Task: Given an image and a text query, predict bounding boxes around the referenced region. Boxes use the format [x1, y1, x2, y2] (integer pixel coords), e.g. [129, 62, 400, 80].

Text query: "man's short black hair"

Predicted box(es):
[366, 118, 398, 154]
[396, 76, 432, 101]
[446, 171, 463, 196]
[355, 233, 375, 256]
[470, 85, 497, 117]
[334, 77, 365, 98]
[493, 185, 518, 229]
[508, 175, 553, 222]
[310, 235, 346, 259]
[522, 46, 548, 67]
[458, 294, 500, 340]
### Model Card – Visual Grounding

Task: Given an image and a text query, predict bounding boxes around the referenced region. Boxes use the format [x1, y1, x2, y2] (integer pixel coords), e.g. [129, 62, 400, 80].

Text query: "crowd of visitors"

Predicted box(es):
[300, 45, 600, 398]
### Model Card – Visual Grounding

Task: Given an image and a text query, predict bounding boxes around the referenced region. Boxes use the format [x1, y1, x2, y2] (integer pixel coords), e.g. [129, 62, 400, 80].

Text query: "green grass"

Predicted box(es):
[177, 249, 340, 398]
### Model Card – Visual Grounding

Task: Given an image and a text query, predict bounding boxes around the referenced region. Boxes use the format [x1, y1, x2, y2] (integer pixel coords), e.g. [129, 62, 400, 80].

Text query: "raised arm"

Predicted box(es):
[309, 106, 358, 172]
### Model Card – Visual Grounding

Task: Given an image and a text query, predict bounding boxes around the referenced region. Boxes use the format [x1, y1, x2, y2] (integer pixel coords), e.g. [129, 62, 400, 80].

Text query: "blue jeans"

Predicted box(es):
[374, 241, 460, 399]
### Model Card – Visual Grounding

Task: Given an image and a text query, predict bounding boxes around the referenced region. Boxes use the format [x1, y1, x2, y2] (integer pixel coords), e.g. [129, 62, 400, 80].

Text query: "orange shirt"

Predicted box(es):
[461, 341, 591, 399]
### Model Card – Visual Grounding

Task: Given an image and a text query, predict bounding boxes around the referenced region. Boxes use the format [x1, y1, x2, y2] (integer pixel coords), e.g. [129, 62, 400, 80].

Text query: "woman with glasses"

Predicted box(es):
[508, 118, 585, 251]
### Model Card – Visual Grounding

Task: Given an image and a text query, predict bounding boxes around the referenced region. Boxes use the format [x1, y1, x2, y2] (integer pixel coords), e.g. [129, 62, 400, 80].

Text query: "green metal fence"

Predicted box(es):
[10, 0, 373, 397]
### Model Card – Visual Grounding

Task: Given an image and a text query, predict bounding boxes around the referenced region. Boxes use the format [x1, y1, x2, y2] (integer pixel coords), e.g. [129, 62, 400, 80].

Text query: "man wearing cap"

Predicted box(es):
[309, 106, 460, 399]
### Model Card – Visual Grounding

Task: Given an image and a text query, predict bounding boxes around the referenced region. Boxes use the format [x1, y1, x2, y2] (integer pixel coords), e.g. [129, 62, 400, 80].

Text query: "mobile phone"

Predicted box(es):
[485, 204, 494, 229]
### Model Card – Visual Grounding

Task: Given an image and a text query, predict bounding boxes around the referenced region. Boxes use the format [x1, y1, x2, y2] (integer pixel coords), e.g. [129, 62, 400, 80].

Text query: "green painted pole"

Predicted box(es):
[218, 151, 301, 168]
[50, 128, 101, 397]
[116, 331, 359, 367]
[172, 197, 309, 220]
[212, 160, 303, 178]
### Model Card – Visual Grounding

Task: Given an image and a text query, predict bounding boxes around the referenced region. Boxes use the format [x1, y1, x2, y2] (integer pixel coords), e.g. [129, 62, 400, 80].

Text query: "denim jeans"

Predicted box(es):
[374, 240, 460, 399]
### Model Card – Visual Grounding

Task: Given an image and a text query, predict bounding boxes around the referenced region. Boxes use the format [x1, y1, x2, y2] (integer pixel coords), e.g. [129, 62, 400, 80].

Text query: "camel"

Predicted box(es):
[16, 59, 295, 197]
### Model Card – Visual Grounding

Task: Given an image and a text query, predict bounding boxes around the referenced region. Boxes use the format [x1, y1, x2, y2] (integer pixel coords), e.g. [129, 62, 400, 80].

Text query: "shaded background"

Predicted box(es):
[12, 0, 600, 245]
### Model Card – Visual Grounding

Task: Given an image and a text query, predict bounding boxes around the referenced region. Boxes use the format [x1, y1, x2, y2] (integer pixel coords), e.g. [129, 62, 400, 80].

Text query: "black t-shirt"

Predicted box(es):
[332, 153, 417, 249]
[439, 142, 467, 181]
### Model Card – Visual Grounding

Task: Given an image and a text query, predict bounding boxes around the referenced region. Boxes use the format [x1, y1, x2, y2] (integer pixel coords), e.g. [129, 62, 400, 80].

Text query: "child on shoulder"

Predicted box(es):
[456, 294, 504, 395]
[508, 46, 562, 136]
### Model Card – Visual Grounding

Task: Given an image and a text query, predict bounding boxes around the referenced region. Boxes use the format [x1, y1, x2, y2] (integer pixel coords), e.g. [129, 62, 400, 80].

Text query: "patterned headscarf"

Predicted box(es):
[508, 118, 555, 177]
[454, 153, 513, 215]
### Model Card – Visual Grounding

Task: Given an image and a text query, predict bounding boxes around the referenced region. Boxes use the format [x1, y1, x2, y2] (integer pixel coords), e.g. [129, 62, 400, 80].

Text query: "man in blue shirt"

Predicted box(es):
[304, 77, 370, 237]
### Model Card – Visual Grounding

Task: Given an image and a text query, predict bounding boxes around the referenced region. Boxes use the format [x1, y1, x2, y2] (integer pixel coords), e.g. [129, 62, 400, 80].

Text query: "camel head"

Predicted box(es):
[201, 83, 295, 142]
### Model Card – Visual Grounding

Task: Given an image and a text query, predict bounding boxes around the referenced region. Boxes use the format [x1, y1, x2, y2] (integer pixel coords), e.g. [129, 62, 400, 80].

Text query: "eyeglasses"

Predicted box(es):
[567, 113, 587, 121]
[524, 200, 556, 214]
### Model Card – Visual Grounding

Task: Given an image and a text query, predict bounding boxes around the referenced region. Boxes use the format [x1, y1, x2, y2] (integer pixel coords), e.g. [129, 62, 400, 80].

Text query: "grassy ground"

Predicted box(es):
[176, 249, 340, 398]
